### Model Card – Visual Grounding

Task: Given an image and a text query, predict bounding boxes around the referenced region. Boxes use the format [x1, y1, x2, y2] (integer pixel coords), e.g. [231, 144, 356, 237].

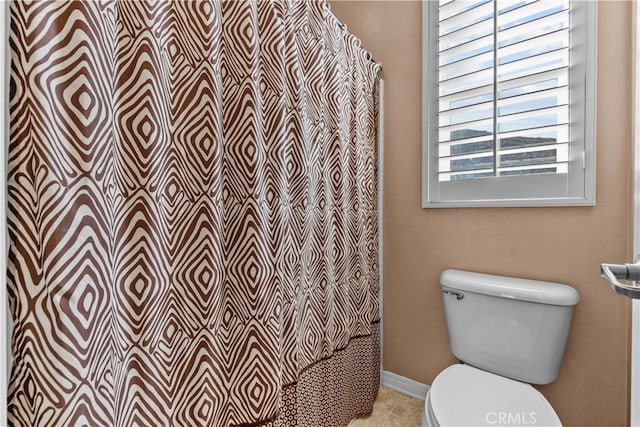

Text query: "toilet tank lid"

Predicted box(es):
[440, 269, 580, 306]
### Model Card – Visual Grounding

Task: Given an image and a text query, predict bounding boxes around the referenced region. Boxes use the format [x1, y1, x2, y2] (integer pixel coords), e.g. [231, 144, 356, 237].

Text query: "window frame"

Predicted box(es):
[422, 0, 597, 208]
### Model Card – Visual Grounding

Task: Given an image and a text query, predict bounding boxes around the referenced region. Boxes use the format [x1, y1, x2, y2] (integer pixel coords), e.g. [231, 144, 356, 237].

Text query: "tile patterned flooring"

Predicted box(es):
[348, 386, 424, 426]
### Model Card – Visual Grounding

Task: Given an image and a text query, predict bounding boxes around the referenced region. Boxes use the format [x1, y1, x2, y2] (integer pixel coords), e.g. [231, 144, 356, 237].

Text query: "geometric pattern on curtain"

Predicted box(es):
[7, 0, 381, 426]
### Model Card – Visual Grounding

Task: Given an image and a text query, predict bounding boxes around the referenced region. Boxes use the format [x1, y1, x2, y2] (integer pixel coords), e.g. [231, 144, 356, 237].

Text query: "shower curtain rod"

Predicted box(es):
[323, 2, 346, 30]
[322, 2, 376, 63]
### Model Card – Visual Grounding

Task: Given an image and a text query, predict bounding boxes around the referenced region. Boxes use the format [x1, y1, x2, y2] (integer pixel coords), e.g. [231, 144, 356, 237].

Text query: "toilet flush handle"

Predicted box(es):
[443, 289, 464, 300]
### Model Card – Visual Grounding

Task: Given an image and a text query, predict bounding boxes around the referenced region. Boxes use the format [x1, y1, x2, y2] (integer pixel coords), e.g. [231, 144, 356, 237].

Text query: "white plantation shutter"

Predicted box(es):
[423, 0, 595, 207]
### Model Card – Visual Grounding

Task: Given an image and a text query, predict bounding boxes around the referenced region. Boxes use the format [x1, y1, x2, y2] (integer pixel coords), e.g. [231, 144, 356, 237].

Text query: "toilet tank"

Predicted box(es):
[440, 269, 580, 385]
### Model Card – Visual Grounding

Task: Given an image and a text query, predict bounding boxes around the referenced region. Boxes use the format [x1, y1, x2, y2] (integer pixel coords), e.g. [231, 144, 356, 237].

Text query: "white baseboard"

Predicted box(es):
[381, 370, 430, 400]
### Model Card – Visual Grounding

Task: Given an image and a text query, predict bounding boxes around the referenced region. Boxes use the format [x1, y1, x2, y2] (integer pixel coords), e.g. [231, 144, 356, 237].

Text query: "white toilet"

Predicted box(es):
[422, 269, 580, 427]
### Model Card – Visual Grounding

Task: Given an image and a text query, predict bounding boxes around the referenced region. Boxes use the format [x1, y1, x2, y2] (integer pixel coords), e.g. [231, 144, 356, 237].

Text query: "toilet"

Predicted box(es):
[423, 269, 580, 427]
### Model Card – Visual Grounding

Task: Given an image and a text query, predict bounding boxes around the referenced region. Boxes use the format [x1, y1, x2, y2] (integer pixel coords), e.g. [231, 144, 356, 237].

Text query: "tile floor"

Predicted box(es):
[348, 386, 424, 426]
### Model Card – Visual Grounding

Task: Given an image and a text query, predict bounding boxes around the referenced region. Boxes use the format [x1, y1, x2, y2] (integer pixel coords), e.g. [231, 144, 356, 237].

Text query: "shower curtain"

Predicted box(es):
[7, 1, 381, 426]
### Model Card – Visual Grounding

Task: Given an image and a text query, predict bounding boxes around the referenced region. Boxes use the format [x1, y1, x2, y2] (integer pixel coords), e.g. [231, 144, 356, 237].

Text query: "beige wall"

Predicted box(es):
[331, 1, 633, 425]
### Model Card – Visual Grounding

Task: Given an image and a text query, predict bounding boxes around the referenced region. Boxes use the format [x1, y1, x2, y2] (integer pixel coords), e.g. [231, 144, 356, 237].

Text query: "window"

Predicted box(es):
[422, 0, 596, 207]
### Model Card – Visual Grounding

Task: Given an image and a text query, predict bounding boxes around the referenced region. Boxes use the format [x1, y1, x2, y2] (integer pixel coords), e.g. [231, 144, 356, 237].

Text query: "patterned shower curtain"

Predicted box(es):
[7, 1, 381, 426]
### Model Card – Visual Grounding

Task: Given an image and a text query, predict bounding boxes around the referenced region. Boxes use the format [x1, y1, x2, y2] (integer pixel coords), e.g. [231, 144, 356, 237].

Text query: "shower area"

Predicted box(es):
[5, 1, 382, 426]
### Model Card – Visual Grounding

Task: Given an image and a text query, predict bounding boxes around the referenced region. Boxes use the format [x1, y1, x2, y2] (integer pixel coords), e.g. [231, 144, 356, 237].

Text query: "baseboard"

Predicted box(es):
[381, 370, 430, 400]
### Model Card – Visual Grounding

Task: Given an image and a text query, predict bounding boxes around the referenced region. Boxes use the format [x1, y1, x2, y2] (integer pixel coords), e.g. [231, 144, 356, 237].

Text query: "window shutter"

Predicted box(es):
[438, 0, 570, 182]
[423, 0, 595, 207]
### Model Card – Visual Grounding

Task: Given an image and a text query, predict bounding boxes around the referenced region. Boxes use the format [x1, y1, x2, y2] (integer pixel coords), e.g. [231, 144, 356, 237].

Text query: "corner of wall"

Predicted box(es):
[381, 370, 430, 401]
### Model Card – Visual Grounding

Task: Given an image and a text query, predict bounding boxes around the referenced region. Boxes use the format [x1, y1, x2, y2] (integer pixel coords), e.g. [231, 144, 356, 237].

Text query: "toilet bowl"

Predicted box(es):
[422, 364, 561, 427]
[422, 269, 580, 427]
